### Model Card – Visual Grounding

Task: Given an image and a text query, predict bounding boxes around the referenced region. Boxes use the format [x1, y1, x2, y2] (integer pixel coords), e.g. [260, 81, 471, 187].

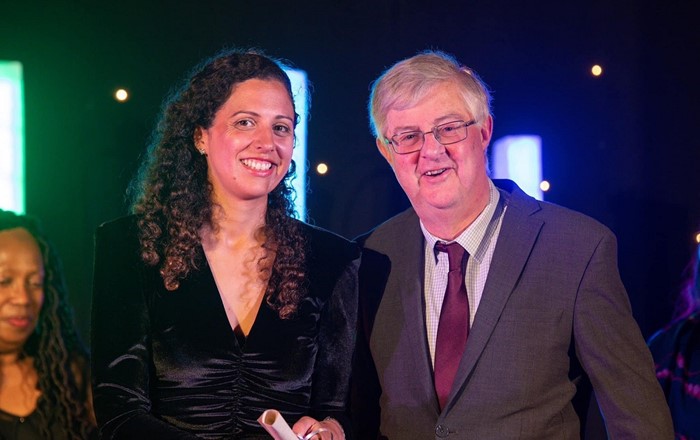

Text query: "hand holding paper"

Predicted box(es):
[258, 410, 333, 440]
[258, 410, 299, 440]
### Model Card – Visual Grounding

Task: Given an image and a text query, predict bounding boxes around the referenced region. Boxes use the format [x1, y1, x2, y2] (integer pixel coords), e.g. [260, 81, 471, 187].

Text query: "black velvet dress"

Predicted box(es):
[91, 216, 360, 439]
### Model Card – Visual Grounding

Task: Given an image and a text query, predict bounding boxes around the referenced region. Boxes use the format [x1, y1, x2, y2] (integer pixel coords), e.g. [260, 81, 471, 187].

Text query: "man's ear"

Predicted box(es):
[376, 137, 394, 166]
[479, 115, 493, 152]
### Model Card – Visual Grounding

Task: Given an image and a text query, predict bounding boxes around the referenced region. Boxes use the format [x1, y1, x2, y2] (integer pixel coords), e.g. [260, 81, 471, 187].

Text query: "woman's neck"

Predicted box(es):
[0, 353, 40, 417]
[0, 351, 22, 367]
[204, 199, 267, 250]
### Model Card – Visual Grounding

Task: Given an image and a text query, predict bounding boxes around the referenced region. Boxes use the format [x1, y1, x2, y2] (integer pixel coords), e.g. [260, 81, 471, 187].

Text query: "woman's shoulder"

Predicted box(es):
[296, 220, 360, 262]
[295, 221, 359, 305]
[95, 215, 141, 250]
[96, 214, 138, 235]
[93, 215, 144, 267]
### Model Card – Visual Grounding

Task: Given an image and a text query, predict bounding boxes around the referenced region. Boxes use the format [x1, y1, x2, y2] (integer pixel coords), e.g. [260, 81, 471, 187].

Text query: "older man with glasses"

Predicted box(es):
[351, 50, 673, 440]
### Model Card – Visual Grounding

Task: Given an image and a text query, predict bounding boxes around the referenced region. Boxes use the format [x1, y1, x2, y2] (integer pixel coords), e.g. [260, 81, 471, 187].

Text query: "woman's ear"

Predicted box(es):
[194, 127, 207, 156]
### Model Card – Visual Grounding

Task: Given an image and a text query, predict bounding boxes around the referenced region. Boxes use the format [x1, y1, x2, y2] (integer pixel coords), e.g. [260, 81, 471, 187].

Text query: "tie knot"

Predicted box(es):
[435, 241, 466, 271]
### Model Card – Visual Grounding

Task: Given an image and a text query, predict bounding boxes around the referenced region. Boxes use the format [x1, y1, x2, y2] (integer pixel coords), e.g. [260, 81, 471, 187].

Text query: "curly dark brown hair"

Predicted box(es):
[129, 48, 307, 319]
[0, 209, 96, 439]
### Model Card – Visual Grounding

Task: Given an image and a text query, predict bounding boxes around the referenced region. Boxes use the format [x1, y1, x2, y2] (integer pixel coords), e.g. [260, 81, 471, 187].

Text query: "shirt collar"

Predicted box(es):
[421, 180, 501, 264]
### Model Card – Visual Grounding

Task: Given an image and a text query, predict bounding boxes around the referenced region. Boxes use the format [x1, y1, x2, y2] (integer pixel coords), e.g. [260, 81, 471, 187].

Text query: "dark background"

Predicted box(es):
[2, 0, 699, 350]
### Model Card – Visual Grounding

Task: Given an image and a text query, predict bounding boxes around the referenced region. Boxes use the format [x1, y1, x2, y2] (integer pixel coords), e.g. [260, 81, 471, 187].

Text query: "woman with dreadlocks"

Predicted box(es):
[0, 209, 95, 439]
[91, 49, 359, 439]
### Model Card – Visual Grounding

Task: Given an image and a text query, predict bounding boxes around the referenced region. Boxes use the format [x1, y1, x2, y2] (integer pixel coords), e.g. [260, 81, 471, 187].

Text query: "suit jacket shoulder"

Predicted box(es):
[494, 178, 612, 237]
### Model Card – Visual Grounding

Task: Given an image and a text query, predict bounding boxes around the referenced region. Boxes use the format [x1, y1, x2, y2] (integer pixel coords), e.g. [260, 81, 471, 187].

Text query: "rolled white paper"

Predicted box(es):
[258, 409, 300, 440]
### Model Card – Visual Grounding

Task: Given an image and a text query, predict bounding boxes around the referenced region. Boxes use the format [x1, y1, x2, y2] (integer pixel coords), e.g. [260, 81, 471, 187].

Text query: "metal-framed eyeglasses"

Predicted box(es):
[385, 119, 477, 154]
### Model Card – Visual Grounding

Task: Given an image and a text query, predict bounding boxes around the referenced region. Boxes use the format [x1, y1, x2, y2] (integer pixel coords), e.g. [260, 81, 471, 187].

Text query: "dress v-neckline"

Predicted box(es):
[201, 251, 266, 350]
[218, 284, 264, 348]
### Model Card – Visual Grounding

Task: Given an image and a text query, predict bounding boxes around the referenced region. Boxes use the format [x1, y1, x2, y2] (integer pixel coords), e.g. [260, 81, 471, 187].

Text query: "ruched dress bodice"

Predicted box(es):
[91, 216, 359, 439]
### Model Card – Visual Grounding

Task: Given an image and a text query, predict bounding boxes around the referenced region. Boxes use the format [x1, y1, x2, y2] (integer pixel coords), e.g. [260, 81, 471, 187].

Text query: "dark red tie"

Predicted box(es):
[434, 241, 469, 410]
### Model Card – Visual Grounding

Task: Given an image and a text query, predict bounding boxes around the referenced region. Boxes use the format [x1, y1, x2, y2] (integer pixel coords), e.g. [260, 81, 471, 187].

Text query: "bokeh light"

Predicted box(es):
[316, 163, 328, 175]
[115, 88, 129, 102]
[591, 65, 603, 77]
[539, 180, 550, 192]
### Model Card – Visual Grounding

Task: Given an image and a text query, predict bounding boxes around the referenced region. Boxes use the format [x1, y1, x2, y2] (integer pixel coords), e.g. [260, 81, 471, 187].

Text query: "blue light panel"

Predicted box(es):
[285, 69, 307, 220]
[492, 135, 543, 200]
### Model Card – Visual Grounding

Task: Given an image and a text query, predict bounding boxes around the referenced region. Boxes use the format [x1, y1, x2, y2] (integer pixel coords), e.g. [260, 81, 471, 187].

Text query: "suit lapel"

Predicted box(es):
[444, 183, 544, 411]
[392, 211, 440, 411]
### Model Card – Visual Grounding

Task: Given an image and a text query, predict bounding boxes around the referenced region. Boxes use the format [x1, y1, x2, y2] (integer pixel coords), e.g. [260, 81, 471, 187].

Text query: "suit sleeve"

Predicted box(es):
[572, 230, 673, 439]
[91, 221, 198, 439]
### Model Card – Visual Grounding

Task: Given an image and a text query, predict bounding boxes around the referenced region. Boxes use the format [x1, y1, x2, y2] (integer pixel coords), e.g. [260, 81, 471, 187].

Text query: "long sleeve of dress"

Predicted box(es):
[308, 254, 360, 435]
[91, 218, 199, 439]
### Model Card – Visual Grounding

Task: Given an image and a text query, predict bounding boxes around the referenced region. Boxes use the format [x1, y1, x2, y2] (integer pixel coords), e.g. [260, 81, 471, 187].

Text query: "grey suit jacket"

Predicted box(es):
[351, 179, 673, 439]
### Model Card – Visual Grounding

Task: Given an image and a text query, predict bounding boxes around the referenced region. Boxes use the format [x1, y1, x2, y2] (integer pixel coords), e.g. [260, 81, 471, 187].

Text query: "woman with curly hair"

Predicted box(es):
[0, 209, 95, 439]
[91, 49, 359, 439]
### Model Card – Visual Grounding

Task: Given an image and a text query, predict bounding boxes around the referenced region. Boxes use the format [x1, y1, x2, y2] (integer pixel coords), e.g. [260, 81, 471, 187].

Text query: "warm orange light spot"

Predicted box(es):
[539, 180, 551, 192]
[591, 65, 603, 77]
[316, 163, 328, 175]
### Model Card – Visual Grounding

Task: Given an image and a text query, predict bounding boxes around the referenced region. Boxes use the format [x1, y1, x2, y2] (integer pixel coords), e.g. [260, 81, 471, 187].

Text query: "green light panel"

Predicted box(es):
[0, 61, 24, 213]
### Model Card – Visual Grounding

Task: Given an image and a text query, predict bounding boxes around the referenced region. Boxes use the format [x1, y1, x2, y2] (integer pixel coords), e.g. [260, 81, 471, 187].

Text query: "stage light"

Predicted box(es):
[316, 163, 328, 175]
[591, 64, 603, 77]
[0, 60, 24, 213]
[492, 135, 543, 200]
[695, 232, 700, 244]
[115, 88, 129, 102]
[540, 180, 550, 192]
[285, 69, 308, 220]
